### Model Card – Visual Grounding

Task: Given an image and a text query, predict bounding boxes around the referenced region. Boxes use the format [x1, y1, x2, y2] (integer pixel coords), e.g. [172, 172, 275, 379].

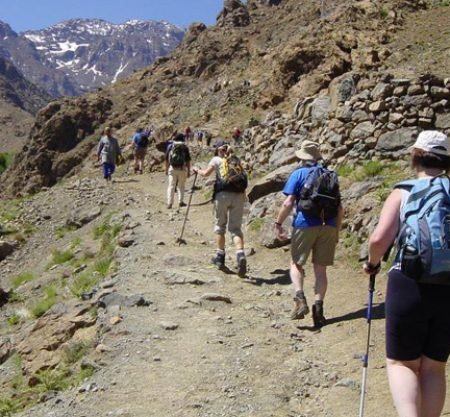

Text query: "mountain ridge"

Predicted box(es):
[0, 18, 185, 97]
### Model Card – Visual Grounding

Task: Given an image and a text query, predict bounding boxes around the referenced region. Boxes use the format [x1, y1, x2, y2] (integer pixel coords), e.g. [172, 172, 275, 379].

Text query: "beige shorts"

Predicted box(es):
[134, 148, 146, 159]
[214, 191, 245, 238]
[291, 226, 337, 266]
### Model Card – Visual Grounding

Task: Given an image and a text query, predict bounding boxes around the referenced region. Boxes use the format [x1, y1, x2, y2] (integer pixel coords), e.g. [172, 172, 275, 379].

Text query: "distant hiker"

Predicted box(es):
[185, 126, 193, 143]
[274, 140, 343, 327]
[363, 130, 450, 417]
[232, 127, 242, 146]
[196, 129, 204, 147]
[205, 131, 212, 147]
[97, 126, 122, 182]
[193, 142, 248, 277]
[131, 127, 149, 174]
[165, 133, 191, 209]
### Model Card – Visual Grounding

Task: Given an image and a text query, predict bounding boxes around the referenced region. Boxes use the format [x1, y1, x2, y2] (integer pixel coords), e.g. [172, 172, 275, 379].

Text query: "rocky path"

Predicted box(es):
[13, 170, 450, 417]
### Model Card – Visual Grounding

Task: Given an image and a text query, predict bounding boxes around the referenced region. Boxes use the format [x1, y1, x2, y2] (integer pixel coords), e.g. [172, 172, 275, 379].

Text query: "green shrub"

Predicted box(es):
[0, 397, 18, 417]
[362, 160, 384, 177]
[93, 223, 109, 239]
[47, 249, 75, 269]
[7, 315, 20, 326]
[380, 6, 389, 17]
[7, 291, 25, 303]
[30, 286, 57, 318]
[70, 272, 98, 298]
[248, 218, 265, 232]
[55, 225, 77, 239]
[63, 342, 89, 365]
[35, 369, 70, 392]
[0, 153, 12, 175]
[93, 257, 113, 277]
[10, 272, 34, 289]
[76, 367, 94, 383]
[70, 236, 82, 249]
[336, 165, 355, 178]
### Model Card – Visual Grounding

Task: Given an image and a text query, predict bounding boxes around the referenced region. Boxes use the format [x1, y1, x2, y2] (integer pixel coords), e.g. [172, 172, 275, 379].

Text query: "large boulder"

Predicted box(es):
[376, 127, 417, 153]
[247, 164, 296, 204]
[217, 0, 251, 27]
[0, 240, 14, 261]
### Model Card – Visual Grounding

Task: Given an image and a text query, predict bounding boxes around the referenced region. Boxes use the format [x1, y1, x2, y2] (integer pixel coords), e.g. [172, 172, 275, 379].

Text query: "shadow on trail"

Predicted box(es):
[296, 303, 386, 331]
[245, 268, 291, 286]
[116, 178, 139, 183]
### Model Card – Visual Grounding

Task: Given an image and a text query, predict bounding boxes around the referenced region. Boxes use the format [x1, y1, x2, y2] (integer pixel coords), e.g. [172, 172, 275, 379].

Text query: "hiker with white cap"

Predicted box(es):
[363, 130, 450, 417]
[274, 140, 343, 328]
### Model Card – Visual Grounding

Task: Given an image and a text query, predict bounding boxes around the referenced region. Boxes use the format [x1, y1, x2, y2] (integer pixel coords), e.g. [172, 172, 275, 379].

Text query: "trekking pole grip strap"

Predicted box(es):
[363, 261, 380, 275]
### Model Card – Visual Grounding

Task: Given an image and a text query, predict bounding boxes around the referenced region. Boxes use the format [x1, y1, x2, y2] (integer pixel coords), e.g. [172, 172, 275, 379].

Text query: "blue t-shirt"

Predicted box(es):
[133, 133, 143, 148]
[283, 163, 337, 228]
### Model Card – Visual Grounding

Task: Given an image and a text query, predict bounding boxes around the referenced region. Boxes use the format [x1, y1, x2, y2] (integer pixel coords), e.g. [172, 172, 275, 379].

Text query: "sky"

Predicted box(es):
[0, 0, 225, 32]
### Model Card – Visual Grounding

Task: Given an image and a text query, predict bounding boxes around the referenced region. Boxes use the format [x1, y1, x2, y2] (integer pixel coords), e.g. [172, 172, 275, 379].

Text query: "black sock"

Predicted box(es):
[295, 290, 305, 299]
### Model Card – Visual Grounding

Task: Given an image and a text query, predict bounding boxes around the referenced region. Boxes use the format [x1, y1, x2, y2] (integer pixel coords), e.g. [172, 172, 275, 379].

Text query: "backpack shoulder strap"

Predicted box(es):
[393, 179, 417, 192]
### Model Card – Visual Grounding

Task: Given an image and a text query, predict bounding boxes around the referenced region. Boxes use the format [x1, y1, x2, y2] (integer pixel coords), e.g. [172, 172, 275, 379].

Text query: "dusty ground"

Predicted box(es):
[6, 158, 449, 417]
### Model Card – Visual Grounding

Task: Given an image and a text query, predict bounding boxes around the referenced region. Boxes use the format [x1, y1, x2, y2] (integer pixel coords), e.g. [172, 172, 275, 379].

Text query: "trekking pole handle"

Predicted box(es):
[367, 274, 376, 322]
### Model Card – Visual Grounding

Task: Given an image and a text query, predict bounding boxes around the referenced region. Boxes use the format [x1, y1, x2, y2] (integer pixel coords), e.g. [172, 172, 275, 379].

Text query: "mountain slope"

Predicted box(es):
[0, 56, 50, 152]
[0, 19, 185, 97]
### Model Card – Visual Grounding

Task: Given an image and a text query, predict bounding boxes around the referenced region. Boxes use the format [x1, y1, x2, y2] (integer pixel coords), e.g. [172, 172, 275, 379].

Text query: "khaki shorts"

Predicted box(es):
[291, 226, 337, 266]
[134, 148, 146, 159]
[214, 191, 245, 238]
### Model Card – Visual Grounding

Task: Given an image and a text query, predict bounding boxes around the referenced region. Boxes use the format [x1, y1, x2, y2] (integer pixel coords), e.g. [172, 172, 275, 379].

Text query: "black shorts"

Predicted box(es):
[386, 269, 450, 362]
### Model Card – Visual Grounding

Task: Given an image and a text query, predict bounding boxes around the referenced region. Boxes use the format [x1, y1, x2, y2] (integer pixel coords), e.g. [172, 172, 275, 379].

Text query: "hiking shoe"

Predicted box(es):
[236, 252, 247, 278]
[179, 202, 187, 208]
[167, 203, 172, 209]
[290, 296, 309, 320]
[211, 252, 225, 269]
[312, 303, 326, 328]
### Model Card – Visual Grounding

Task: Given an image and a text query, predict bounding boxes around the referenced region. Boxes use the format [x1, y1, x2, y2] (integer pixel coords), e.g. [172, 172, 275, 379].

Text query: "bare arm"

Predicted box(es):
[335, 204, 344, 242]
[195, 164, 215, 177]
[366, 189, 402, 268]
[274, 195, 295, 239]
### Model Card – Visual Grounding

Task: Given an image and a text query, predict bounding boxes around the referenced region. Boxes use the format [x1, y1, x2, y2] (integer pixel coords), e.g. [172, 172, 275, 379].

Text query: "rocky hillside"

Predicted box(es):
[0, 19, 185, 97]
[3, 0, 450, 196]
[1, 1, 450, 416]
[0, 56, 50, 152]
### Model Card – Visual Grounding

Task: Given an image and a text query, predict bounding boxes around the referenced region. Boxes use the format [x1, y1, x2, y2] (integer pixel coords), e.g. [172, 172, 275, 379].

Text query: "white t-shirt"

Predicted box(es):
[208, 156, 224, 181]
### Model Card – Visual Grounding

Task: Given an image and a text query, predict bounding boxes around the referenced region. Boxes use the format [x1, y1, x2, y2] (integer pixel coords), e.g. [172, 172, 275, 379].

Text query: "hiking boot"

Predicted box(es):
[211, 252, 225, 269]
[312, 302, 326, 328]
[167, 203, 172, 209]
[236, 252, 247, 278]
[290, 296, 309, 320]
[179, 202, 187, 208]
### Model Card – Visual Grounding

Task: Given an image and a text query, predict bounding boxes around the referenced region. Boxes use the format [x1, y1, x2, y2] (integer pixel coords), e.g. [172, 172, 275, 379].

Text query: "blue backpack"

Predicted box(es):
[394, 176, 450, 284]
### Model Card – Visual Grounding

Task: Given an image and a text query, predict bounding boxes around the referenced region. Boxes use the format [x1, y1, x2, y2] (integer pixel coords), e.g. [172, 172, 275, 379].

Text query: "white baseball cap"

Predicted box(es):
[409, 130, 449, 156]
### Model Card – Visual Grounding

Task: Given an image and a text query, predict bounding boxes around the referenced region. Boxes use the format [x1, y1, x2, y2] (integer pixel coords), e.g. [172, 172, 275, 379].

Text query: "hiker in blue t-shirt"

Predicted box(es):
[131, 127, 149, 174]
[274, 140, 343, 328]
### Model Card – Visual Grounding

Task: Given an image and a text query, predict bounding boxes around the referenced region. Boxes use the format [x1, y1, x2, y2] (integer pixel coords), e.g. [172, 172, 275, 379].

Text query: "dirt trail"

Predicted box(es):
[17, 168, 450, 417]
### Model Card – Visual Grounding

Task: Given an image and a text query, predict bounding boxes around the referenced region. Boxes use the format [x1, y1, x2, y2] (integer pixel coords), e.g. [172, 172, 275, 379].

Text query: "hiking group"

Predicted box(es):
[97, 126, 450, 417]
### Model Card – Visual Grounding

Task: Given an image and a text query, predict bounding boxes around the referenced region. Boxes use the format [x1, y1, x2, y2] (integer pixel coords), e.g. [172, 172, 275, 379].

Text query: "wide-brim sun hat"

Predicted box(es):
[408, 130, 449, 156]
[295, 140, 322, 161]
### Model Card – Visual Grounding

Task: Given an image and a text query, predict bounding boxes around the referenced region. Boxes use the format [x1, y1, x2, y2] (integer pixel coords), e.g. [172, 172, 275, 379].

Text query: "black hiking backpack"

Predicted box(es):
[168, 142, 187, 168]
[137, 133, 149, 148]
[297, 165, 341, 221]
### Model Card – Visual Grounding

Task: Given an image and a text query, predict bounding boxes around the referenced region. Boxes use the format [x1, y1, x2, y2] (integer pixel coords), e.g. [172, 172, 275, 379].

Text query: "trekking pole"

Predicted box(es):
[176, 171, 198, 245]
[358, 273, 376, 417]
